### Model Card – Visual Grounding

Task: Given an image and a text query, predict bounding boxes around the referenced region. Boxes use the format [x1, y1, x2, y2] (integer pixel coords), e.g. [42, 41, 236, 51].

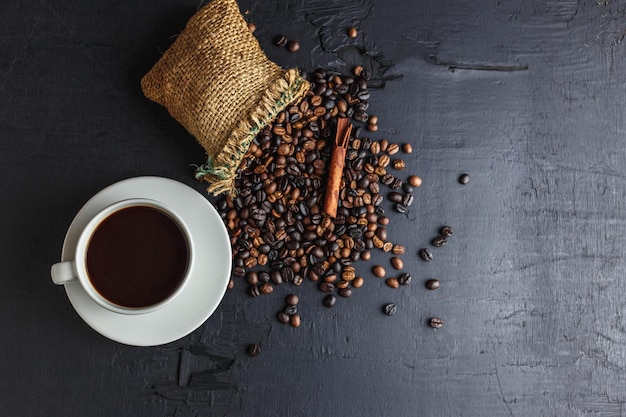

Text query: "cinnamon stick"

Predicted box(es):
[323, 118, 352, 217]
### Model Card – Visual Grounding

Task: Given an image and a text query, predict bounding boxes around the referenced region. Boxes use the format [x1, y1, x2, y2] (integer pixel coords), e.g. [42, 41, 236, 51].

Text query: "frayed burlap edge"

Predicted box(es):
[194, 68, 309, 196]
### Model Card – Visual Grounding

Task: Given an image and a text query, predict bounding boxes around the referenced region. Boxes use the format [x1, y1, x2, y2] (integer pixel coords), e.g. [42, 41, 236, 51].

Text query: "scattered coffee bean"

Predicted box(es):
[287, 40, 300, 52]
[383, 303, 397, 316]
[372, 265, 386, 278]
[429, 317, 443, 328]
[286, 293, 299, 305]
[338, 287, 352, 298]
[398, 272, 412, 285]
[402, 143, 412, 154]
[319, 282, 335, 293]
[352, 276, 364, 288]
[425, 279, 440, 290]
[459, 173, 470, 185]
[248, 285, 260, 298]
[367, 123, 378, 132]
[247, 22, 257, 33]
[247, 343, 261, 357]
[392, 159, 405, 170]
[277, 311, 290, 324]
[407, 175, 422, 187]
[440, 226, 453, 237]
[285, 304, 298, 315]
[419, 248, 433, 262]
[386, 277, 399, 288]
[259, 282, 273, 294]
[227, 279, 234, 290]
[353, 65, 364, 77]
[347, 27, 358, 38]
[390, 257, 403, 270]
[274, 35, 288, 47]
[290, 314, 301, 327]
[323, 294, 337, 307]
[431, 236, 447, 247]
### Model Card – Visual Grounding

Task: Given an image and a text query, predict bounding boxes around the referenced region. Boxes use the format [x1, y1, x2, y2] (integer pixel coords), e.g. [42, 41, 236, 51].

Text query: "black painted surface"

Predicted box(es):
[2, 0, 626, 416]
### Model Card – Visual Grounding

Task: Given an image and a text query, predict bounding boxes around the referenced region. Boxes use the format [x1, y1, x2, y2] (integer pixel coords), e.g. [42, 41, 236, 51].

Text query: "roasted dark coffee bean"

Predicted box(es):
[247, 344, 261, 357]
[319, 282, 335, 293]
[420, 248, 433, 261]
[338, 287, 352, 298]
[248, 285, 260, 298]
[285, 304, 298, 315]
[429, 317, 443, 328]
[440, 226, 453, 237]
[233, 266, 246, 277]
[388, 192, 403, 203]
[277, 311, 290, 324]
[290, 314, 301, 327]
[287, 40, 300, 52]
[323, 294, 336, 307]
[432, 236, 447, 247]
[383, 303, 397, 316]
[271, 270, 283, 285]
[426, 279, 440, 290]
[258, 271, 270, 283]
[274, 35, 288, 47]
[395, 203, 408, 214]
[398, 273, 412, 285]
[402, 193, 414, 207]
[390, 178, 403, 189]
[459, 173, 470, 185]
[286, 293, 299, 305]
[259, 282, 273, 294]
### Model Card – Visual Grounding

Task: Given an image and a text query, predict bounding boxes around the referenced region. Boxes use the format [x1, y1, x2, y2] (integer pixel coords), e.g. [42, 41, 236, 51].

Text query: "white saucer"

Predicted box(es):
[60, 176, 232, 346]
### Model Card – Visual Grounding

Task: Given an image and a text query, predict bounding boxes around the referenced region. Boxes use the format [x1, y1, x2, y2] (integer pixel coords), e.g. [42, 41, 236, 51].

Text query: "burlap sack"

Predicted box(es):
[141, 0, 309, 195]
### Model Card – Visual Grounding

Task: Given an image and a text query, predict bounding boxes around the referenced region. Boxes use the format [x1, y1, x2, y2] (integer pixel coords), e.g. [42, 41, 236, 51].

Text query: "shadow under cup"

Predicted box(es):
[84, 203, 191, 311]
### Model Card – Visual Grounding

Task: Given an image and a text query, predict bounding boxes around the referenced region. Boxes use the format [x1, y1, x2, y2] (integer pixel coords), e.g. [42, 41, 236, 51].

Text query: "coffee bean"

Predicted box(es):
[432, 236, 447, 247]
[387, 143, 400, 155]
[290, 314, 301, 327]
[392, 159, 405, 170]
[287, 40, 300, 52]
[248, 285, 260, 298]
[395, 203, 408, 214]
[429, 317, 443, 328]
[386, 277, 399, 288]
[440, 226, 453, 237]
[402, 193, 414, 207]
[319, 282, 335, 293]
[388, 192, 403, 203]
[323, 294, 336, 307]
[277, 311, 290, 324]
[372, 265, 386, 278]
[352, 276, 364, 288]
[338, 287, 352, 298]
[285, 304, 298, 315]
[402, 143, 412, 154]
[247, 344, 261, 357]
[407, 175, 422, 187]
[383, 303, 397, 316]
[274, 35, 288, 47]
[286, 293, 299, 305]
[259, 282, 273, 294]
[392, 245, 405, 255]
[398, 272, 412, 285]
[419, 248, 433, 261]
[347, 27, 358, 38]
[425, 279, 440, 290]
[390, 257, 403, 270]
[459, 173, 470, 185]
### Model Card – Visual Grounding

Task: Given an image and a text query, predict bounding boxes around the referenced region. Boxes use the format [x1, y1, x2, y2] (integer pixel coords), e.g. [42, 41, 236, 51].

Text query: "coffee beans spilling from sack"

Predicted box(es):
[215, 68, 419, 325]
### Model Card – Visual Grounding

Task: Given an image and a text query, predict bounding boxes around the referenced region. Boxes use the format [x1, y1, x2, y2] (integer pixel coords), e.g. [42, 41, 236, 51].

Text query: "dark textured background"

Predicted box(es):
[2, 0, 626, 416]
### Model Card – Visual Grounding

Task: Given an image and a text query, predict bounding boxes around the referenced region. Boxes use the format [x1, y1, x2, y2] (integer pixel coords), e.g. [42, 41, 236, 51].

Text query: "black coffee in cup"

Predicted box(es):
[85, 205, 189, 308]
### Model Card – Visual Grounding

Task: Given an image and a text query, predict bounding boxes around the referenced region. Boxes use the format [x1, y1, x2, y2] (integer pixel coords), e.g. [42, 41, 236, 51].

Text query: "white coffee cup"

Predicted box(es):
[51, 198, 194, 315]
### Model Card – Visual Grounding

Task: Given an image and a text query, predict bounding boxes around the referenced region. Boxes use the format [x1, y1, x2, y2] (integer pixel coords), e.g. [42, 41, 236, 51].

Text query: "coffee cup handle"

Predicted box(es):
[51, 261, 78, 285]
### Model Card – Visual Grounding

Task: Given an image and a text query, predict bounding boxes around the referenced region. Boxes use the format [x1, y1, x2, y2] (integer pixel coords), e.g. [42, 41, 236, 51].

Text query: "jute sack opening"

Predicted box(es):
[141, 0, 309, 195]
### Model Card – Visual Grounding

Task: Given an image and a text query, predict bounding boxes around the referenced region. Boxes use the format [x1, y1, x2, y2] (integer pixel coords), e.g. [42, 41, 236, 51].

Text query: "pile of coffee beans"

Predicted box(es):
[215, 68, 422, 325]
